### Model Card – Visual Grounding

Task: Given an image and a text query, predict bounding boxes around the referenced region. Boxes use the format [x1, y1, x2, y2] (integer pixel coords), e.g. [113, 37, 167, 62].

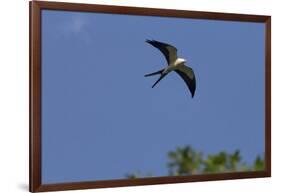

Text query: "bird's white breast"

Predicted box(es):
[164, 58, 186, 74]
[171, 58, 186, 67]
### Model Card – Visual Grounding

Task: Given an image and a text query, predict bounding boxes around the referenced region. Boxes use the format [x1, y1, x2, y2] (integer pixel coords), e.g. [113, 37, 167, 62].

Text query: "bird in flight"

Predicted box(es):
[145, 40, 196, 98]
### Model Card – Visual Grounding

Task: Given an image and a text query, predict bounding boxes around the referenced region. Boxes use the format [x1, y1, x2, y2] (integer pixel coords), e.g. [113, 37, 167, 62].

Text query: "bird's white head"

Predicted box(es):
[178, 58, 187, 64]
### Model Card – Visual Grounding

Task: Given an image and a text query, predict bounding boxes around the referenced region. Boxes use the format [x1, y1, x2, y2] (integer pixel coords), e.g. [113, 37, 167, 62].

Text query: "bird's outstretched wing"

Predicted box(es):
[175, 65, 196, 97]
[146, 40, 178, 65]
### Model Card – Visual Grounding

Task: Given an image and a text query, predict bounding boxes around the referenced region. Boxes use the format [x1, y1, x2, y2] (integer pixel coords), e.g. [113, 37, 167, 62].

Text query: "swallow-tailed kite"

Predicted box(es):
[145, 40, 196, 97]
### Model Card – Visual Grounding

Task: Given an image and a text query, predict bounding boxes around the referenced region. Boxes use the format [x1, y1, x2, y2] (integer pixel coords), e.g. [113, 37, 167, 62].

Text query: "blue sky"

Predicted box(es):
[41, 10, 265, 184]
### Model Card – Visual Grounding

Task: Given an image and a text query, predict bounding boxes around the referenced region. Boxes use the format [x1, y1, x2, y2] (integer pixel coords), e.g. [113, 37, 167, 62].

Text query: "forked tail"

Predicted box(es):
[144, 68, 168, 88]
[151, 73, 167, 88]
[144, 68, 164, 77]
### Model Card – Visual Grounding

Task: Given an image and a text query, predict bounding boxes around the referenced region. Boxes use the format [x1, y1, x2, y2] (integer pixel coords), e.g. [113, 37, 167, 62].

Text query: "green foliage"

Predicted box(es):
[125, 172, 140, 179]
[254, 155, 265, 171]
[168, 146, 264, 175]
[167, 146, 202, 175]
[125, 171, 153, 179]
[126, 145, 264, 178]
[202, 150, 242, 173]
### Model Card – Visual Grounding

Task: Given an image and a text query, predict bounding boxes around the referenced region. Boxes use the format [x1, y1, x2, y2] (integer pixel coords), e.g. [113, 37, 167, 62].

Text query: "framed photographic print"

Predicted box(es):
[30, 1, 271, 192]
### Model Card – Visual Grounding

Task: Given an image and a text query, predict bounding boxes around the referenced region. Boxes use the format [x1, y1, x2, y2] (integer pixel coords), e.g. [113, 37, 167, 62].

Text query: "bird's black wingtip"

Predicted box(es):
[146, 39, 157, 44]
[146, 39, 152, 43]
[191, 92, 195, 98]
